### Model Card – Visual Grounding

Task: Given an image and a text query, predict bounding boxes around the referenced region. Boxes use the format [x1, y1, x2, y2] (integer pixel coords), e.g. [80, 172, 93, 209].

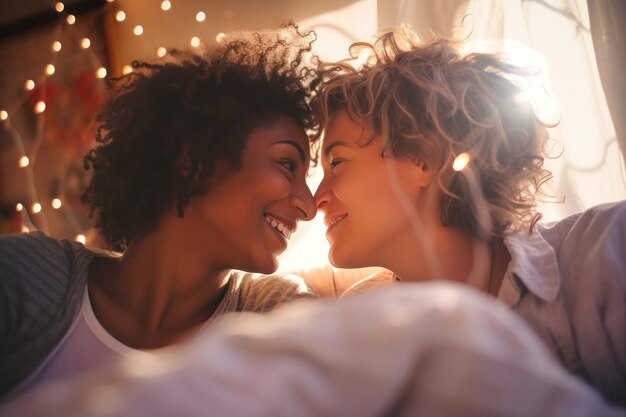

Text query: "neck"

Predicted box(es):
[89, 225, 229, 347]
[383, 224, 492, 292]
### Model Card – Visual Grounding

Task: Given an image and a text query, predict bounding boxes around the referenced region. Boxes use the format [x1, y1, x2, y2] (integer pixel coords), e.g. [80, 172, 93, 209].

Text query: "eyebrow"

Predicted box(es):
[275, 140, 306, 164]
[323, 140, 350, 159]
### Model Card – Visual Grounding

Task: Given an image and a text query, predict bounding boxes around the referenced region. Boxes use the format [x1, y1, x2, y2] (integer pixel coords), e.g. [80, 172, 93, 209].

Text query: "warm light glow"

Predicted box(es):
[34, 101, 46, 113]
[216, 32, 226, 43]
[122, 65, 132, 75]
[45, 64, 56, 75]
[196, 11, 206, 22]
[157, 47, 166, 57]
[115, 11, 126, 22]
[133, 25, 143, 36]
[19, 156, 30, 168]
[161, 0, 171, 11]
[80, 38, 91, 49]
[514, 90, 530, 104]
[25, 80, 35, 90]
[52, 41, 62, 52]
[76, 234, 86, 244]
[96, 67, 107, 79]
[21, 226, 30, 233]
[32, 203, 42, 214]
[55, 2, 64, 12]
[190, 36, 200, 47]
[16, 203, 23, 212]
[0, 110, 7, 120]
[453, 152, 471, 171]
[52, 198, 62, 209]
[66, 14, 76, 25]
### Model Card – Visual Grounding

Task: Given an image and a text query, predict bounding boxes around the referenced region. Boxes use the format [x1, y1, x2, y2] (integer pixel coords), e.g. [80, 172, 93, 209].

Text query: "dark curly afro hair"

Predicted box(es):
[82, 24, 321, 251]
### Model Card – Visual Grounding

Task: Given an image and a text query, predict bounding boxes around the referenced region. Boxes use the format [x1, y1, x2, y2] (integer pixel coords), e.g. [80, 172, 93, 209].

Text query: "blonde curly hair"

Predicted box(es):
[312, 28, 553, 241]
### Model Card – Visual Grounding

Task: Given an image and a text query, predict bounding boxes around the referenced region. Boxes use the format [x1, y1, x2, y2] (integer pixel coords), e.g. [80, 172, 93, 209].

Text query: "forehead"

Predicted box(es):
[245, 115, 310, 160]
[322, 111, 373, 152]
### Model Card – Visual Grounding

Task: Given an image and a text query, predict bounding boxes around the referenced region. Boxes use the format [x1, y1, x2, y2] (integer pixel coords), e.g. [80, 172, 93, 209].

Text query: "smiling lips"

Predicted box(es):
[265, 214, 296, 240]
[324, 214, 347, 232]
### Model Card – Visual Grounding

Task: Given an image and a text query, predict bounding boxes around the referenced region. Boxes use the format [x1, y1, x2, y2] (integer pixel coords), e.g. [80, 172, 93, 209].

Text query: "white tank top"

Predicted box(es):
[15, 288, 160, 396]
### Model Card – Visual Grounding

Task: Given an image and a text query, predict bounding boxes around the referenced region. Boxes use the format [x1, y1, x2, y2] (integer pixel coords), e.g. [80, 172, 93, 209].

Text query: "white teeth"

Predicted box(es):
[265, 215, 293, 240]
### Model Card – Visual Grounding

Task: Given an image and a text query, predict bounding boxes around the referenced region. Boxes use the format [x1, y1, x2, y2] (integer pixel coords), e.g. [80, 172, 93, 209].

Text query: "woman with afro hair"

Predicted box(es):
[0, 24, 321, 399]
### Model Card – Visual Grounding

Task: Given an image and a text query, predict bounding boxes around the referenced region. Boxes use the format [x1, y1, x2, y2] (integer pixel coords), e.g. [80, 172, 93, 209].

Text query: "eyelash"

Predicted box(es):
[278, 159, 297, 173]
[329, 158, 344, 169]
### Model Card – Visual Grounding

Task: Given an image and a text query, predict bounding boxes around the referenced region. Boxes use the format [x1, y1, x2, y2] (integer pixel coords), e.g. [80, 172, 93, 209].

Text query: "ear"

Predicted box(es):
[411, 159, 434, 188]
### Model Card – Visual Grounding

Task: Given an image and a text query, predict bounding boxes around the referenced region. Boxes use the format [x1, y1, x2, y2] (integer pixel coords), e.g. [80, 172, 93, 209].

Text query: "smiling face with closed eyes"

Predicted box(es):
[180, 114, 317, 274]
[314, 110, 433, 270]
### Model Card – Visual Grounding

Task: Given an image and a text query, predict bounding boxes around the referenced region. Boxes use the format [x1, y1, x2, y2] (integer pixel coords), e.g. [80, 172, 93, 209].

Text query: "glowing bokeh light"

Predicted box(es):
[34, 101, 46, 113]
[453, 152, 470, 171]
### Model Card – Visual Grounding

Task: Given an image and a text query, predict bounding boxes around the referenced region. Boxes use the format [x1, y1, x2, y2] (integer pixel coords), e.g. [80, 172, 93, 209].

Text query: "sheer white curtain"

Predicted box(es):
[379, 0, 626, 221]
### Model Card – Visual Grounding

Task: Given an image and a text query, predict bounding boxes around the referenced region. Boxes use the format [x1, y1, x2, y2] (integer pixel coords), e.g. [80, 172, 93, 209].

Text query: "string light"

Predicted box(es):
[115, 11, 126, 22]
[45, 64, 56, 75]
[161, 0, 171, 11]
[25, 80, 35, 90]
[21, 226, 30, 233]
[32, 203, 42, 214]
[52, 41, 62, 52]
[76, 234, 86, 244]
[216, 32, 226, 43]
[122, 65, 132, 75]
[0, 110, 7, 120]
[80, 38, 91, 49]
[16, 203, 23, 212]
[157, 47, 166, 57]
[55, 2, 64, 12]
[453, 152, 471, 171]
[19, 156, 30, 168]
[34, 101, 46, 113]
[133, 25, 143, 36]
[95, 67, 107, 79]
[190, 36, 200, 47]
[66, 14, 76, 25]
[196, 11, 206, 22]
[51, 198, 62, 209]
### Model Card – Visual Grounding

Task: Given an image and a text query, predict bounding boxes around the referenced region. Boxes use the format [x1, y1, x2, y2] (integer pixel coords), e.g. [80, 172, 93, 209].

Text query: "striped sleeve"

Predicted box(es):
[0, 232, 74, 396]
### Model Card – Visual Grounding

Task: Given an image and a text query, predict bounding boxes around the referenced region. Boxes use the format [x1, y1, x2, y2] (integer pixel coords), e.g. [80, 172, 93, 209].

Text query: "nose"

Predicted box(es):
[291, 181, 316, 222]
[313, 177, 330, 214]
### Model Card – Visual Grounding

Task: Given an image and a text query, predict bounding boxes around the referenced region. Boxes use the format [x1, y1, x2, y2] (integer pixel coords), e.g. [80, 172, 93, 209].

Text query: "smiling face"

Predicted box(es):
[181, 114, 316, 274]
[314, 111, 432, 269]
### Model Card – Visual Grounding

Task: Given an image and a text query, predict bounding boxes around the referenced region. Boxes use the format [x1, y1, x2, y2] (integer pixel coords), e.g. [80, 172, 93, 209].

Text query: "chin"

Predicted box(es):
[329, 248, 366, 269]
[252, 256, 279, 275]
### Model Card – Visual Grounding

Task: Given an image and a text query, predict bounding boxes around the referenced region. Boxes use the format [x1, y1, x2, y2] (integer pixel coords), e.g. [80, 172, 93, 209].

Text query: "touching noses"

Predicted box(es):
[291, 180, 317, 222]
[313, 177, 330, 215]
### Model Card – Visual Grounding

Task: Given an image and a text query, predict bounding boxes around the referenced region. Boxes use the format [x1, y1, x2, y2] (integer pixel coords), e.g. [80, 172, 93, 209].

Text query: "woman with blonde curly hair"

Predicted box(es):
[312, 28, 626, 405]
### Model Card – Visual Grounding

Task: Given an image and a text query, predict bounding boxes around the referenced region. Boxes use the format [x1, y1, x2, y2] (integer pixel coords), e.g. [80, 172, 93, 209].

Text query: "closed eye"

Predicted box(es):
[278, 158, 297, 173]
[329, 158, 344, 169]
